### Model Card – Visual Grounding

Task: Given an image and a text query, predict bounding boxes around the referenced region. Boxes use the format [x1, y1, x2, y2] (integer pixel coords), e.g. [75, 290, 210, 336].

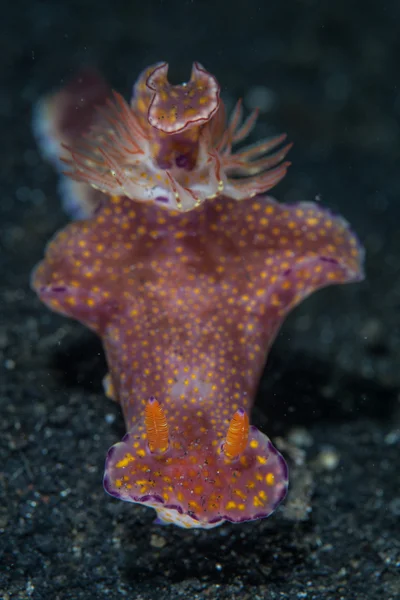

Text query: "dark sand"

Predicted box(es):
[1, 1, 399, 598]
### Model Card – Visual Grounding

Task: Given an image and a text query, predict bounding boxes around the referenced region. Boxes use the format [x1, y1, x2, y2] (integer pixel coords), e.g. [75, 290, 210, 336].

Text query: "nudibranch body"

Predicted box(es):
[33, 62, 292, 214]
[32, 63, 365, 528]
[33, 193, 363, 528]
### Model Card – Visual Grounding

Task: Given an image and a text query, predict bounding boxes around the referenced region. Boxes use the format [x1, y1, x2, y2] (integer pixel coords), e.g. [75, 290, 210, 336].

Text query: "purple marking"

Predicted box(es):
[237, 407, 245, 416]
[103, 474, 121, 497]
[279, 454, 289, 479]
[153, 517, 169, 525]
[283, 268, 292, 276]
[319, 256, 339, 265]
[106, 445, 116, 460]
[164, 503, 183, 514]
[208, 516, 223, 524]
[139, 494, 164, 504]
[50, 285, 67, 293]
[155, 195, 170, 204]
[175, 154, 190, 169]
[93, 199, 105, 215]
[187, 511, 200, 521]
[275, 485, 289, 505]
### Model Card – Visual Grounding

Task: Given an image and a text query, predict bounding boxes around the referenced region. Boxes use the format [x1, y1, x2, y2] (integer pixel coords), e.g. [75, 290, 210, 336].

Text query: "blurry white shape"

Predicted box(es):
[245, 85, 277, 114]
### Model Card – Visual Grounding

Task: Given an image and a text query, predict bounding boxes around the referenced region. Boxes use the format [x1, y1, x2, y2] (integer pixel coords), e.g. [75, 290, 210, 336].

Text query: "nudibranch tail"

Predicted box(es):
[52, 62, 291, 212]
[104, 401, 288, 529]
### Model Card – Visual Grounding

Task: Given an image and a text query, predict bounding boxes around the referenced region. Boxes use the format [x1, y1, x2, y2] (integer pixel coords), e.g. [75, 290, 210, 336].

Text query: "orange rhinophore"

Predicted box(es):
[32, 62, 365, 529]
[224, 408, 250, 459]
[144, 397, 169, 454]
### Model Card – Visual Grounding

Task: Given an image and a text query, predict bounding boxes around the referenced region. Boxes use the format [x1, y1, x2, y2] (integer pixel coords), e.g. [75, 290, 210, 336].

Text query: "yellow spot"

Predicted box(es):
[116, 453, 135, 468]
[265, 473, 275, 486]
[136, 449, 146, 457]
[253, 496, 265, 507]
[234, 489, 247, 500]
[270, 293, 281, 307]
[257, 455, 267, 465]
[250, 440, 259, 449]
[225, 501, 237, 510]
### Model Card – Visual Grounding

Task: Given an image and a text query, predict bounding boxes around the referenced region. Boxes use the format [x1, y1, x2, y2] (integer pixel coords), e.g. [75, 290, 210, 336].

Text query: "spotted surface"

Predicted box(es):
[32, 193, 364, 527]
[145, 62, 220, 133]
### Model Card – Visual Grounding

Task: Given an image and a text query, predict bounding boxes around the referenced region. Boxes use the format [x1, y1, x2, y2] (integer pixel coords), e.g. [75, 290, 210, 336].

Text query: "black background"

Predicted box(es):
[1, 1, 399, 598]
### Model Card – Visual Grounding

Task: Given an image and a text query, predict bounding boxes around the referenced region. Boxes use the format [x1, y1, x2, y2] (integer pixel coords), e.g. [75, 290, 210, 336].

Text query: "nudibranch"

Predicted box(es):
[33, 62, 292, 214]
[32, 63, 364, 529]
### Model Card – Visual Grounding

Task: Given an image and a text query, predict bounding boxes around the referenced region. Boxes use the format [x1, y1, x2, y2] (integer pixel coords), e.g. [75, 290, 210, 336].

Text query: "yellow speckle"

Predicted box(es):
[253, 496, 265, 507]
[116, 453, 135, 468]
[136, 449, 146, 457]
[250, 440, 259, 449]
[265, 473, 275, 486]
[225, 501, 237, 510]
[234, 489, 247, 500]
[257, 455, 268, 465]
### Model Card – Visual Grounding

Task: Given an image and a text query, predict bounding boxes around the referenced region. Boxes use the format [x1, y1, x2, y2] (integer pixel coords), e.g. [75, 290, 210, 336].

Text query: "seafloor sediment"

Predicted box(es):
[1, 1, 399, 599]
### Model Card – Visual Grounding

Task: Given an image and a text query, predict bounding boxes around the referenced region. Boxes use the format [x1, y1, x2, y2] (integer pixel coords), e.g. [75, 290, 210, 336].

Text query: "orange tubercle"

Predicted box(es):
[144, 396, 169, 453]
[224, 408, 249, 459]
